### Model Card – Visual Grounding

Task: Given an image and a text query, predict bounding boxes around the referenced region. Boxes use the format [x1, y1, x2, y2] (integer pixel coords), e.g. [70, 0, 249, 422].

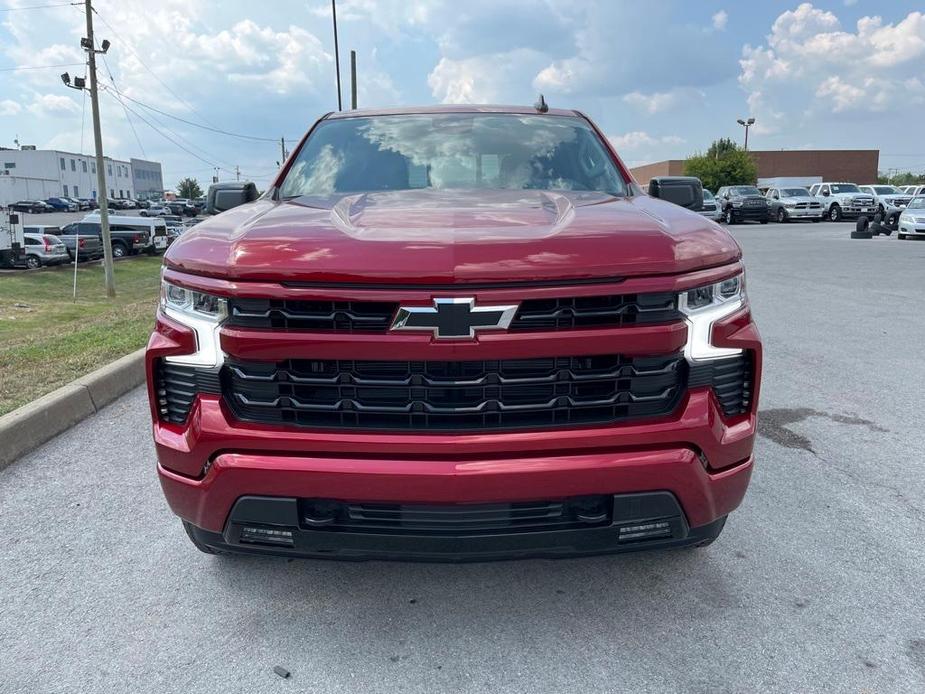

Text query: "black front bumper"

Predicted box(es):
[730, 207, 769, 221]
[186, 492, 726, 562]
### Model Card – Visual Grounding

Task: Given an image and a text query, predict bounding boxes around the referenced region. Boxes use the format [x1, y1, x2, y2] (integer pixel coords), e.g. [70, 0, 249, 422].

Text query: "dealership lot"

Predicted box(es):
[1, 221, 923, 693]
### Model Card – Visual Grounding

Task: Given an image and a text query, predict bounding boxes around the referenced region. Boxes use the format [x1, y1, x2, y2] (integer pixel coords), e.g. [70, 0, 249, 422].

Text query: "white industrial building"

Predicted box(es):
[0, 147, 163, 205]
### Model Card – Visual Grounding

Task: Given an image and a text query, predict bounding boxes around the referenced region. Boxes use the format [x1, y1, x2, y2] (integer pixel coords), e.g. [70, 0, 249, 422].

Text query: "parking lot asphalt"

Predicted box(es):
[1, 221, 924, 693]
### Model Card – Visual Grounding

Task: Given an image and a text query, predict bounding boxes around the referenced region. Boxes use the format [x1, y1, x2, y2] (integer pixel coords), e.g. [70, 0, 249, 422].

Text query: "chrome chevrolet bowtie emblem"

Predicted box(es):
[391, 298, 519, 339]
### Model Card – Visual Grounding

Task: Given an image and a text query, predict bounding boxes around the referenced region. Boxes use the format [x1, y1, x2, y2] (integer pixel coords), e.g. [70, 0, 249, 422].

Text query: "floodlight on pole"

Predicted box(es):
[737, 117, 756, 151]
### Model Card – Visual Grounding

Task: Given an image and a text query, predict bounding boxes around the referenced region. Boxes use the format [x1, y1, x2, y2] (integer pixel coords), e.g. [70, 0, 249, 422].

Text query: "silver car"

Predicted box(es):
[766, 187, 825, 223]
[898, 196, 925, 240]
[22, 233, 70, 269]
[698, 189, 722, 221]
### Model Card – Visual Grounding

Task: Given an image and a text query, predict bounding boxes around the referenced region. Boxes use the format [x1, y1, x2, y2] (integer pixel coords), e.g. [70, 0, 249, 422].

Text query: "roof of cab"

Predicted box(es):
[324, 104, 581, 119]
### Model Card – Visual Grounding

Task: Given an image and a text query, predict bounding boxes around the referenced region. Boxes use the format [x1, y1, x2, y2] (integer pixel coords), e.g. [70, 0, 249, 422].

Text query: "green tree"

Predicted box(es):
[177, 177, 203, 199]
[684, 139, 758, 192]
[878, 171, 925, 186]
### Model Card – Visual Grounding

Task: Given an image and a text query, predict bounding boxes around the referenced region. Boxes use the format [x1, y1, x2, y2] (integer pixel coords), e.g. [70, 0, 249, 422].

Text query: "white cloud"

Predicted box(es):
[428, 49, 548, 103]
[712, 10, 728, 31]
[0, 99, 23, 116]
[739, 4, 925, 133]
[622, 87, 705, 113]
[28, 93, 80, 118]
[608, 131, 685, 150]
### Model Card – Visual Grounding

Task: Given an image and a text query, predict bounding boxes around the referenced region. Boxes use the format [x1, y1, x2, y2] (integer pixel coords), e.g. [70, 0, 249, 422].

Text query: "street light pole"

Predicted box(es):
[736, 117, 756, 151]
[84, 0, 115, 298]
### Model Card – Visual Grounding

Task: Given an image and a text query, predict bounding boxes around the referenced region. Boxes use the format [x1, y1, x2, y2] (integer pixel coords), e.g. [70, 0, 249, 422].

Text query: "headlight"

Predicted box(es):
[679, 273, 745, 360]
[160, 280, 227, 320]
[160, 278, 227, 366]
[900, 214, 912, 223]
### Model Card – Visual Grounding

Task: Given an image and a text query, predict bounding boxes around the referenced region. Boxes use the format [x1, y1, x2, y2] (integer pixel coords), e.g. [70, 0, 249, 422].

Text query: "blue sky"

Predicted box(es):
[2, 0, 924, 189]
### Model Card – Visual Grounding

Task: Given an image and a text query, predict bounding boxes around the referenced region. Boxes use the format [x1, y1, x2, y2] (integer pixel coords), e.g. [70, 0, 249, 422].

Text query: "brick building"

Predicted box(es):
[629, 150, 879, 187]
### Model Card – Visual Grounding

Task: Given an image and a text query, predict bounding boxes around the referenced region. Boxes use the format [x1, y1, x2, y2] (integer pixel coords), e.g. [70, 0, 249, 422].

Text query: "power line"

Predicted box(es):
[89, 6, 222, 131]
[0, 2, 77, 11]
[102, 81, 291, 142]
[99, 52, 146, 158]
[0, 62, 85, 71]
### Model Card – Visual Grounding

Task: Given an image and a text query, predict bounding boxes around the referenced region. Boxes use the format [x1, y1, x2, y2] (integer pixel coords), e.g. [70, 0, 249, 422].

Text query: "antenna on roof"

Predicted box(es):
[534, 94, 549, 113]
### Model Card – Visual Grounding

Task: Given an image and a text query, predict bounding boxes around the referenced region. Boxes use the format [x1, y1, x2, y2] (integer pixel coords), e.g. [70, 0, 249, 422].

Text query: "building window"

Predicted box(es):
[81, 160, 87, 173]
[63, 185, 69, 197]
[91, 162, 96, 174]
[60, 157, 66, 170]
[107, 164, 112, 176]
[70, 159, 76, 171]
[74, 186, 79, 197]
[110, 189, 114, 198]
[3, 162, 14, 169]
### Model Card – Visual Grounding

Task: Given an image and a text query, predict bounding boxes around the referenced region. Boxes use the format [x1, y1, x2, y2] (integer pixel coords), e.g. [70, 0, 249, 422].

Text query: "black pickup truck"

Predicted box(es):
[60, 220, 150, 258]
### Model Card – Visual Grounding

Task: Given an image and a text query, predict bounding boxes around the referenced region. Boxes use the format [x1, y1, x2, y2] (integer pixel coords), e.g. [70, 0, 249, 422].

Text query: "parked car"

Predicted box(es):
[65, 197, 91, 211]
[897, 196, 925, 240]
[148, 105, 762, 560]
[898, 184, 925, 199]
[765, 187, 824, 223]
[73, 215, 151, 257]
[26, 224, 104, 261]
[133, 199, 150, 210]
[22, 232, 70, 268]
[807, 182, 876, 222]
[78, 198, 99, 210]
[165, 200, 198, 217]
[9, 200, 52, 214]
[45, 197, 79, 212]
[858, 185, 911, 226]
[698, 189, 722, 221]
[716, 185, 770, 224]
[140, 204, 171, 217]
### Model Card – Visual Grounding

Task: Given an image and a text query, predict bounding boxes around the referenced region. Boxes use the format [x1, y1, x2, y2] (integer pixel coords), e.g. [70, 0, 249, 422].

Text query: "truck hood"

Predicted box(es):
[165, 189, 740, 285]
[780, 195, 819, 204]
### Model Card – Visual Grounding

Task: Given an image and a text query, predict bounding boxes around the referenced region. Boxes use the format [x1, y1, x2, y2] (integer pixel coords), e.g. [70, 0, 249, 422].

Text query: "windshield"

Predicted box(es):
[702, 189, 714, 200]
[909, 197, 925, 209]
[731, 186, 761, 196]
[781, 188, 810, 197]
[872, 186, 900, 194]
[280, 114, 628, 198]
[831, 184, 860, 194]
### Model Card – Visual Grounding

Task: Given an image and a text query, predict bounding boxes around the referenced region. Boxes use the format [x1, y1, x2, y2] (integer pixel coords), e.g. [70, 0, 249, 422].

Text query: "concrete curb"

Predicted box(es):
[0, 348, 146, 470]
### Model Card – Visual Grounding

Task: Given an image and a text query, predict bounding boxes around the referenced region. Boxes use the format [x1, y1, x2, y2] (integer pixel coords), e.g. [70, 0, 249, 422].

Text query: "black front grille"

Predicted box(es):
[510, 292, 680, 331]
[298, 496, 612, 535]
[688, 354, 753, 416]
[223, 354, 685, 431]
[225, 292, 682, 333]
[227, 298, 396, 332]
[155, 362, 221, 423]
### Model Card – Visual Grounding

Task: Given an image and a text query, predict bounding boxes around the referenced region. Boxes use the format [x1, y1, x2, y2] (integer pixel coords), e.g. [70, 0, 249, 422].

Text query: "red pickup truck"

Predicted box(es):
[147, 105, 761, 561]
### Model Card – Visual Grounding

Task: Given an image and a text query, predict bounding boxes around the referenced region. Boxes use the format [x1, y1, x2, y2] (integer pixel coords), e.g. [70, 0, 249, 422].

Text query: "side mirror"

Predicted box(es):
[822, 190, 830, 197]
[206, 182, 259, 214]
[647, 176, 704, 211]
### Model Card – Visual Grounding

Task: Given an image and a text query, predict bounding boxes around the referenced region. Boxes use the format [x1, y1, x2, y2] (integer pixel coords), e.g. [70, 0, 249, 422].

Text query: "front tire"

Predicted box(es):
[776, 207, 787, 223]
[829, 204, 842, 222]
[724, 208, 735, 225]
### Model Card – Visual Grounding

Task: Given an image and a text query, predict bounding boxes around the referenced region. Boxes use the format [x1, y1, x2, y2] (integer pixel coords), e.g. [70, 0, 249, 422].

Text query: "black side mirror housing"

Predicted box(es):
[206, 182, 259, 215]
[648, 176, 704, 211]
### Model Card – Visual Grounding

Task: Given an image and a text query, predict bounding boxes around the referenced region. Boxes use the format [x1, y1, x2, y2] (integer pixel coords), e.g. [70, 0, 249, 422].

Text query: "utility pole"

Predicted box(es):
[350, 50, 357, 110]
[84, 0, 115, 298]
[235, 165, 240, 181]
[332, 0, 342, 110]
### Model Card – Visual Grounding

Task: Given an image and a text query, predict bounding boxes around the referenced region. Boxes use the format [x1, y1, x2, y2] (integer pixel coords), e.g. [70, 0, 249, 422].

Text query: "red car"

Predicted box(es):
[147, 105, 761, 561]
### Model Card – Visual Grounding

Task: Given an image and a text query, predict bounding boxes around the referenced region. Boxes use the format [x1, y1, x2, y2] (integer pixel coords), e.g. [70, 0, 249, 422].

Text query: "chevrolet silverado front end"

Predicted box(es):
[147, 105, 762, 561]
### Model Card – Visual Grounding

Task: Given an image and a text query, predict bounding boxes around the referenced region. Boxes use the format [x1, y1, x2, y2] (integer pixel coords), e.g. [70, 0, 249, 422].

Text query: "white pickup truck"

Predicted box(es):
[807, 182, 877, 222]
